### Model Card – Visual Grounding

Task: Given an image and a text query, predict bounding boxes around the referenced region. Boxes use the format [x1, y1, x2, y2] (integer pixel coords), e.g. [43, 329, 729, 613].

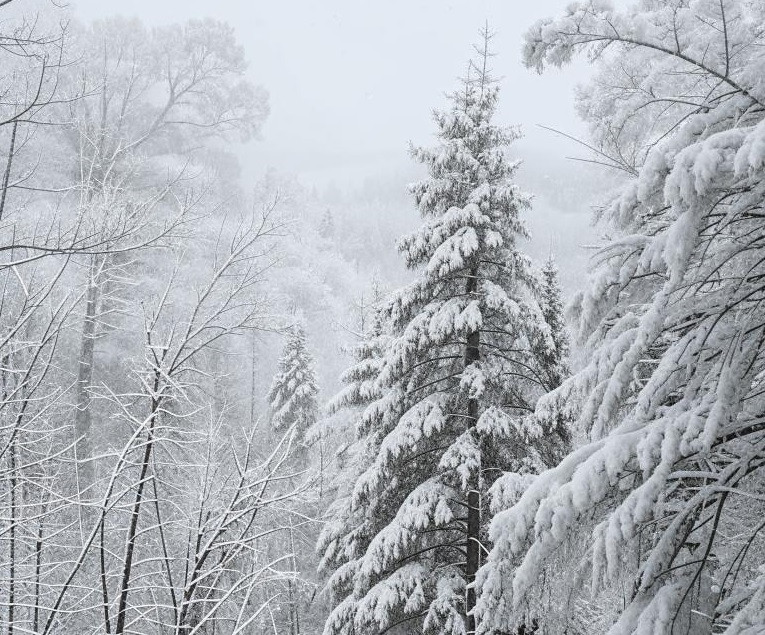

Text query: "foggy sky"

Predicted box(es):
[71, 0, 593, 189]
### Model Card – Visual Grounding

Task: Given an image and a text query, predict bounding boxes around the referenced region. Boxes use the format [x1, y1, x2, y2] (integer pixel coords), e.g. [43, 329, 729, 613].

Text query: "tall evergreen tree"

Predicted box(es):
[320, 31, 564, 635]
[268, 324, 319, 445]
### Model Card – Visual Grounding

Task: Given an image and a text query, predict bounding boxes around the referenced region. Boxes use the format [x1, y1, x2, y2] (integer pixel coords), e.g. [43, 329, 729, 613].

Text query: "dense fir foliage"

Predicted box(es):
[319, 34, 569, 635]
[477, 1, 765, 634]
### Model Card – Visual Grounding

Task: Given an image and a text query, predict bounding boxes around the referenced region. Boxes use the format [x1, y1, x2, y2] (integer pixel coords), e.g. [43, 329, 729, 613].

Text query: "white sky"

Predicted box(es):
[70, 0, 593, 189]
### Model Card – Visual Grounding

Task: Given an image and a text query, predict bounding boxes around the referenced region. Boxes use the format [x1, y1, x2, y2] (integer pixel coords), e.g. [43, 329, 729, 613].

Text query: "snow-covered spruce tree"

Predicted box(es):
[265, 324, 323, 635]
[477, 2, 765, 634]
[268, 324, 319, 445]
[321, 32, 566, 635]
[536, 255, 569, 392]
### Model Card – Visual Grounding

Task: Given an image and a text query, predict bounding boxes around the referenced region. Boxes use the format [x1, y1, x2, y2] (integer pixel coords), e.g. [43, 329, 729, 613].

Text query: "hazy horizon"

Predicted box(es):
[71, 0, 595, 191]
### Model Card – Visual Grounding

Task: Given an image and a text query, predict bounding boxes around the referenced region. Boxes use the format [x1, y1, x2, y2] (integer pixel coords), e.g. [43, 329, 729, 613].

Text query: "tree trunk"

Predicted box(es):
[74, 256, 100, 491]
[8, 437, 17, 635]
[288, 520, 301, 635]
[464, 270, 481, 635]
[114, 371, 161, 634]
[0, 119, 18, 223]
[33, 498, 47, 633]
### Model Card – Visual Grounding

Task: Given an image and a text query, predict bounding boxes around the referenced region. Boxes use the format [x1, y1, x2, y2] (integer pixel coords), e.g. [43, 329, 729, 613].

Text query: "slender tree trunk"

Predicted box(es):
[318, 433, 325, 500]
[289, 522, 301, 635]
[2, 363, 17, 634]
[33, 498, 47, 634]
[0, 119, 18, 223]
[287, 579, 296, 635]
[250, 332, 258, 430]
[8, 437, 17, 635]
[100, 509, 112, 634]
[464, 269, 481, 635]
[114, 371, 160, 634]
[75, 256, 100, 491]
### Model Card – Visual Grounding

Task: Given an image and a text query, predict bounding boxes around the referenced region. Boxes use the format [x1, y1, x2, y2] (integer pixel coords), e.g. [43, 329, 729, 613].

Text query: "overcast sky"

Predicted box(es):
[70, 0, 593, 189]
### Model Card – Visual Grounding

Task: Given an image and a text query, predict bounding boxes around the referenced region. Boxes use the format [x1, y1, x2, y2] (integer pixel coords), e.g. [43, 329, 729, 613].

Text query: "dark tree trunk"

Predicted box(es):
[464, 269, 481, 635]
[0, 119, 18, 223]
[114, 371, 161, 634]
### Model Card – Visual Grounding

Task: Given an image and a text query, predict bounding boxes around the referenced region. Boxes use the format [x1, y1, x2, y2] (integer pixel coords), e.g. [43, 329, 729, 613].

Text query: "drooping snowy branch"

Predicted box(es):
[478, 2, 765, 633]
